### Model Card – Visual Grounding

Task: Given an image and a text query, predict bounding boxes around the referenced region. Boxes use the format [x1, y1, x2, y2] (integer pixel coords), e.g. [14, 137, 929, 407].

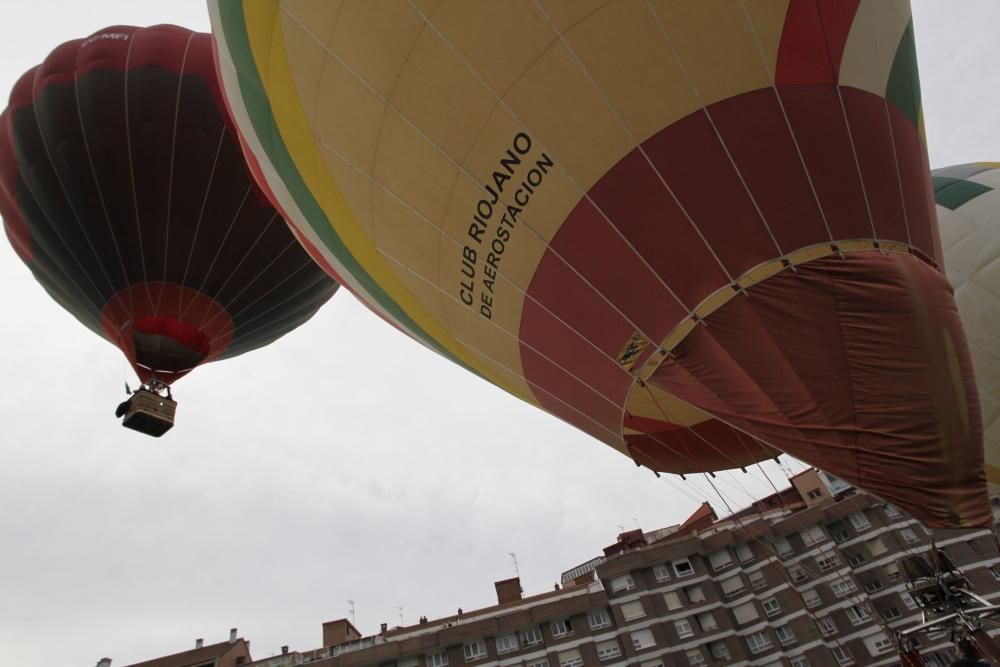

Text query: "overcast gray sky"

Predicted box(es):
[0, 2, 997, 665]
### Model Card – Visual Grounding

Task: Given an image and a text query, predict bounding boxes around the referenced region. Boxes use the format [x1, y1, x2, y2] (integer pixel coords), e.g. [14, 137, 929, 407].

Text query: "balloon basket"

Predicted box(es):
[120, 388, 176, 437]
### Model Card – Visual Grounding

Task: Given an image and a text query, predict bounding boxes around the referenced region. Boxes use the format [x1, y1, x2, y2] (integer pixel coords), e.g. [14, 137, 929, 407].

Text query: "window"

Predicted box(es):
[762, 598, 781, 616]
[663, 591, 682, 610]
[864, 579, 883, 593]
[620, 600, 645, 621]
[807, 488, 823, 500]
[885, 504, 901, 518]
[817, 616, 836, 636]
[849, 512, 871, 531]
[652, 564, 671, 582]
[735, 543, 754, 563]
[830, 578, 857, 597]
[675, 618, 694, 639]
[587, 608, 611, 630]
[775, 625, 795, 645]
[428, 652, 449, 667]
[789, 565, 808, 583]
[527, 660, 549, 667]
[865, 634, 894, 655]
[816, 554, 839, 572]
[831, 523, 851, 543]
[900, 528, 918, 545]
[550, 619, 573, 638]
[697, 611, 718, 632]
[630, 629, 655, 651]
[790, 657, 810, 667]
[772, 536, 792, 557]
[801, 525, 826, 546]
[803, 589, 821, 608]
[831, 646, 853, 665]
[640, 661, 663, 667]
[520, 627, 543, 648]
[708, 641, 730, 660]
[495, 634, 518, 655]
[719, 574, 745, 598]
[610, 574, 635, 593]
[708, 549, 733, 571]
[884, 561, 902, 581]
[824, 473, 852, 493]
[845, 605, 871, 625]
[733, 601, 759, 624]
[685, 649, 706, 666]
[558, 650, 583, 667]
[749, 570, 767, 590]
[989, 565, 1000, 581]
[464, 641, 486, 662]
[673, 558, 694, 578]
[901, 591, 918, 610]
[746, 631, 772, 654]
[595, 640, 621, 662]
[881, 606, 901, 620]
[867, 537, 889, 557]
[685, 585, 706, 603]
[847, 552, 866, 567]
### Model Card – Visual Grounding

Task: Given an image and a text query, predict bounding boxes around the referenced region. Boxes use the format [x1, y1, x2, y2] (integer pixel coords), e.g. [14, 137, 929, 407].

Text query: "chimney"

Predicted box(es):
[97, 659, 112, 667]
[281, 646, 289, 655]
[195, 639, 204, 650]
[230, 628, 238, 644]
[322, 619, 362, 647]
[494, 577, 523, 605]
[419, 616, 428, 625]
[380, 623, 388, 633]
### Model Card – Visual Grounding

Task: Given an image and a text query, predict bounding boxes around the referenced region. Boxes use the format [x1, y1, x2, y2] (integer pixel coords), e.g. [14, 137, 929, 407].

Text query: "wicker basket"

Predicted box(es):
[121, 389, 177, 437]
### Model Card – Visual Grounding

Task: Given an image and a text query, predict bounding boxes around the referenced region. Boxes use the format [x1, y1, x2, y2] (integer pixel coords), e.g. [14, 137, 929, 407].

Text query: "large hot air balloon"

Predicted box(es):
[0, 25, 338, 435]
[210, 1, 987, 526]
[933, 163, 1000, 493]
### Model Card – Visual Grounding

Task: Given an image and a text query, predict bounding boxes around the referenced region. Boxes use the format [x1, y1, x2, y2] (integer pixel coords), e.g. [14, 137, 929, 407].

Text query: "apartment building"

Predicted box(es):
[111, 470, 1000, 667]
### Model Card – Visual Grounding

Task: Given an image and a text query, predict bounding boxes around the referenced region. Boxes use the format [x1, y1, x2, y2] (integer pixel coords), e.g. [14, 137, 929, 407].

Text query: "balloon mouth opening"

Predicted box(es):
[131, 316, 211, 377]
[100, 281, 234, 383]
[133, 315, 211, 356]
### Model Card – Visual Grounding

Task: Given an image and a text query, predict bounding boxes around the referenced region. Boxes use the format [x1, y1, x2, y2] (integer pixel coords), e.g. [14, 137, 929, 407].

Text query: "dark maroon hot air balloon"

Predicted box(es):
[0, 25, 338, 435]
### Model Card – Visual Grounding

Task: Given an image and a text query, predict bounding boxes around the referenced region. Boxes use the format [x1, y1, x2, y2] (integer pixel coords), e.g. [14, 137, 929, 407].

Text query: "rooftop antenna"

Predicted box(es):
[633, 518, 641, 531]
[398, 606, 404, 626]
[508, 552, 520, 578]
[617, 524, 626, 534]
[347, 600, 356, 628]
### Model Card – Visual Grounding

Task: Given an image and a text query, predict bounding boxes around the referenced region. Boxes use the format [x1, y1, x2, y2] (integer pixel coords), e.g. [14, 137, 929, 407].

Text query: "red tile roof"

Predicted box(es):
[125, 639, 248, 667]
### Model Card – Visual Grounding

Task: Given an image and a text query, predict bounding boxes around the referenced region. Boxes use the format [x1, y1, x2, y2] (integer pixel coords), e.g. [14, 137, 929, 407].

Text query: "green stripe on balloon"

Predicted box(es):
[886, 19, 921, 127]
[215, 1, 476, 375]
[932, 177, 993, 210]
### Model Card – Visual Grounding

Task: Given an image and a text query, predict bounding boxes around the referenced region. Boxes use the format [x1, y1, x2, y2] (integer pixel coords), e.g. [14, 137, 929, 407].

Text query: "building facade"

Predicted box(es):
[118, 471, 1000, 667]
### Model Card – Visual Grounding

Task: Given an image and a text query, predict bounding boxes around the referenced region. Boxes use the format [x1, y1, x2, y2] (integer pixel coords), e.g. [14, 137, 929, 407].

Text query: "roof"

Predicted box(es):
[383, 580, 590, 639]
[125, 639, 248, 667]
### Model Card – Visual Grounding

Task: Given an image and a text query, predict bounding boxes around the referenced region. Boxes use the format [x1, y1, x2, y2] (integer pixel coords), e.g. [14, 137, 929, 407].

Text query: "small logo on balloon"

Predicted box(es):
[617, 331, 650, 371]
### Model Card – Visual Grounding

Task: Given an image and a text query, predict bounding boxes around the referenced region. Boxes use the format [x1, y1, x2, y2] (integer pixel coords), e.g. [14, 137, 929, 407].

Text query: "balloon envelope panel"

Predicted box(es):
[210, 1, 986, 526]
[0, 25, 338, 385]
[934, 163, 1000, 494]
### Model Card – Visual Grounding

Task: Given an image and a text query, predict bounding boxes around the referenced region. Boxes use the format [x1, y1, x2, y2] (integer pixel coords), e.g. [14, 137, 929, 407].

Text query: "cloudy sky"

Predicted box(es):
[1, 2, 998, 665]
